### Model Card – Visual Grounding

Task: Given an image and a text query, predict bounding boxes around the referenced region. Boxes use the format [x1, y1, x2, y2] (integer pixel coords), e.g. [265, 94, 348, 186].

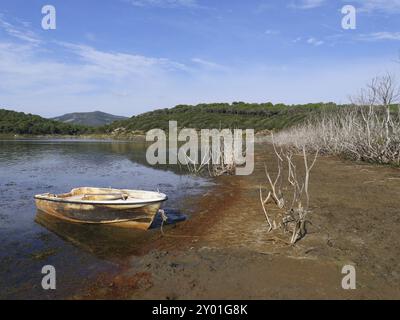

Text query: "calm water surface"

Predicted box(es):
[0, 139, 212, 299]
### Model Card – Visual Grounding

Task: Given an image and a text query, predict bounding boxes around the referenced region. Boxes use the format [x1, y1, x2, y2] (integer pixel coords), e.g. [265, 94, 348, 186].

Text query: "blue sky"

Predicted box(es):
[0, 0, 399, 117]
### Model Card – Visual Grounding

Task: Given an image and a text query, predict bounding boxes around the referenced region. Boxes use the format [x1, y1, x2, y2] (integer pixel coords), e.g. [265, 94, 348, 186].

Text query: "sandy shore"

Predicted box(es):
[75, 142, 400, 300]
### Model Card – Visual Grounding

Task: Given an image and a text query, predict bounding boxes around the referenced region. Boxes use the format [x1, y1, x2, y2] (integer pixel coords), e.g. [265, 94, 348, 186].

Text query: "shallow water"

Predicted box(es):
[0, 139, 211, 299]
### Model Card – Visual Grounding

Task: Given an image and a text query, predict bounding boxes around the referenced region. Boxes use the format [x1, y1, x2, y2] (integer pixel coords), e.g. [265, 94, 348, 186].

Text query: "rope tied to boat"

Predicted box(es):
[158, 209, 200, 239]
[160, 209, 169, 236]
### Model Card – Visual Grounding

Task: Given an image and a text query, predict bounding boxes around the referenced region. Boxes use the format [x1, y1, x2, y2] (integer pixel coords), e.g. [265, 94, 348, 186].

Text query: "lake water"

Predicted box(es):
[0, 139, 211, 299]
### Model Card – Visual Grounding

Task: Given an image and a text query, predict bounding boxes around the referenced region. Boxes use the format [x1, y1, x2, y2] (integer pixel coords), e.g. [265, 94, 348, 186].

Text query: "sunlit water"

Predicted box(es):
[0, 139, 212, 299]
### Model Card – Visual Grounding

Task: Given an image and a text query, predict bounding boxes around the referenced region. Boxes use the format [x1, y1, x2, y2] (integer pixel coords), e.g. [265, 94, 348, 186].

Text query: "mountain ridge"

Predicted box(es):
[0, 108, 92, 135]
[52, 111, 128, 127]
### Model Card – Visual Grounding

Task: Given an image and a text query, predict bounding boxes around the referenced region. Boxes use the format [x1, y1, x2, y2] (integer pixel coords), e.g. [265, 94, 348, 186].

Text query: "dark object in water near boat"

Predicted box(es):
[150, 208, 187, 229]
[34, 187, 168, 230]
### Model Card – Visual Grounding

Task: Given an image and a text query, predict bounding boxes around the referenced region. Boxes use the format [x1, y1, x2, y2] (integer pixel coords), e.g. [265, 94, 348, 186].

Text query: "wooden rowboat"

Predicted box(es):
[34, 187, 168, 230]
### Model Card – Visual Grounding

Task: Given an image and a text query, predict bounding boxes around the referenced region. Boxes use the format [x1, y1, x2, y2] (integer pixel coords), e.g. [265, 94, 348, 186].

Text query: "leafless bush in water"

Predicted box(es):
[181, 139, 237, 177]
[260, 136, 319, 244]
[274, 74, 400, 166]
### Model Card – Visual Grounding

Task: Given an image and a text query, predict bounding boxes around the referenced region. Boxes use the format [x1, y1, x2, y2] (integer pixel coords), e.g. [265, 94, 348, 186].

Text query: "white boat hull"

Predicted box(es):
[35, 187, 168, 230]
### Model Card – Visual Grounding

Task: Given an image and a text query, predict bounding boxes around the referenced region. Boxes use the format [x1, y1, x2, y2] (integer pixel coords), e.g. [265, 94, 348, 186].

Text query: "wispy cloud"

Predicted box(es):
[0, 40, 191, 116]
[191, 58, 228, 71]
[0, 16, 191, 116]
[0, 16, 41, 45]
[292, 37, 324, 46]
[1, 2, 399, 118]
[358, 31, 400, 41]
[264, 29, 280, 35]
[292, 37, 302, 43]
[307, 37, 324, 46]
[349, 0, 400, 14]
[124, 0, 198, 8]
[290, 0, 400, 12]
[289, 0, 326, 9]
[61, 42, 188, 76]
[0, 38, 397, 118]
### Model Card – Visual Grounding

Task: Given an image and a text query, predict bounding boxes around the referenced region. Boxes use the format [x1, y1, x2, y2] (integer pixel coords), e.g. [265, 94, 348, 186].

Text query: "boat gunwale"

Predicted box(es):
[34, 192, 168, 206]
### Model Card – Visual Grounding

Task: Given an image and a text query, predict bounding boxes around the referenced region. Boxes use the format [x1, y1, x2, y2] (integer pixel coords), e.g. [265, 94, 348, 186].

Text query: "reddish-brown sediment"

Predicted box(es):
[74, 143, 400, 300]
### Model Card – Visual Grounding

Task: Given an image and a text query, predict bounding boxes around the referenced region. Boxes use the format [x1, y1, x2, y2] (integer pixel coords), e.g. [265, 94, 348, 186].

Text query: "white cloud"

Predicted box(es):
[0, 9, 398, 119]
[290, 0, 400, 13]
[358, 31, 400, 41]
[191, 58, 228, 71]
[350, 0, 400, 14]
[265, 29, 280, 35]
[307, 37, 324, 46]
[0, 16, 41, 45]
[1, 38, 395, 119]
[0, 39, 190, 116]
[60, 42, 188, 76]
[0, 15, 191, 116]
[289, 0, 326, 9]
[124, 0, 198, 8]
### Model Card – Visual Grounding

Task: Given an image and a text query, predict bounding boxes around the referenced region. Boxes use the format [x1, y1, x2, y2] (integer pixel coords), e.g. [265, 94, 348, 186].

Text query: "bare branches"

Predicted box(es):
[303, 146, 319, 209]
[208, 140, 237, 177]
[376, 73, 400, 107]
[274, 75, 400, 167]
[260, 142, 319, 245]
[181, 138, 237, 177]
[259, 187, 273, 232]
[182, 152, 209, 175]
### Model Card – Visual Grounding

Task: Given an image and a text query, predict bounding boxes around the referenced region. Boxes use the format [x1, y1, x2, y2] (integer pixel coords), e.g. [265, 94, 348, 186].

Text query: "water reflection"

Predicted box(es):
[0, 139, 186, 175]
[0, 139, 211, 299]
[34, 209, 187, 260]
[35, 210, 155, 260]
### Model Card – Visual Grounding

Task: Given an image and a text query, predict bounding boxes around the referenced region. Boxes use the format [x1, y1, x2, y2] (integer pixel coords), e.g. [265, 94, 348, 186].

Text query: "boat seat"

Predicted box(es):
[81, 193, 129, 201]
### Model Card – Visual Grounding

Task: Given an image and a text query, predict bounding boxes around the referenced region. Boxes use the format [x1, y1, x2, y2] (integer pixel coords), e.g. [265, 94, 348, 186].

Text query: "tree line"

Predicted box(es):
[0, 109, 94, 135]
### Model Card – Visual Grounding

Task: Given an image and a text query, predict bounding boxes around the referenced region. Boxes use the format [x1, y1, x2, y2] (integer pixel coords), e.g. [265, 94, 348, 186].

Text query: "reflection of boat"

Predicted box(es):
[35, 210, 156, 259]
[34, 187, 168, 230]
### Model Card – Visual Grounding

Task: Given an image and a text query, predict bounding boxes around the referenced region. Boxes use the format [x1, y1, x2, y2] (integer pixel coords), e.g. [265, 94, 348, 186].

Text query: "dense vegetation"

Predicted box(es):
[0, 109, 94, 135]
[52, 111, 127, 127]
[103, 102, 340, 133]
[0, 102, 342, 136]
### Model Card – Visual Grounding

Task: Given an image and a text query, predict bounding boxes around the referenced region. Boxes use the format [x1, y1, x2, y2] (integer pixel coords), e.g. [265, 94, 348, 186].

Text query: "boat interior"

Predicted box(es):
[40, 187, 165, 202]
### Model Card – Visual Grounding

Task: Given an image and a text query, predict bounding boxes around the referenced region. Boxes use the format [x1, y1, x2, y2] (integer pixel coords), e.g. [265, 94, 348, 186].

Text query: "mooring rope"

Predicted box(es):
[159, 209, 200, 239]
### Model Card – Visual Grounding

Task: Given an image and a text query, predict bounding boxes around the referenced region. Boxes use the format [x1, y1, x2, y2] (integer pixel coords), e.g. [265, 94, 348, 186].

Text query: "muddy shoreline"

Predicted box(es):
[74, 142, 400, 300]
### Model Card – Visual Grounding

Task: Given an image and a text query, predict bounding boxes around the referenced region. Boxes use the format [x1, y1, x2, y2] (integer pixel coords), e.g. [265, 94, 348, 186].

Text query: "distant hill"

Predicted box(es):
[103, 102, 339, 134]
[52, 111, 128, 127]
[0, 109, 93, 135]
